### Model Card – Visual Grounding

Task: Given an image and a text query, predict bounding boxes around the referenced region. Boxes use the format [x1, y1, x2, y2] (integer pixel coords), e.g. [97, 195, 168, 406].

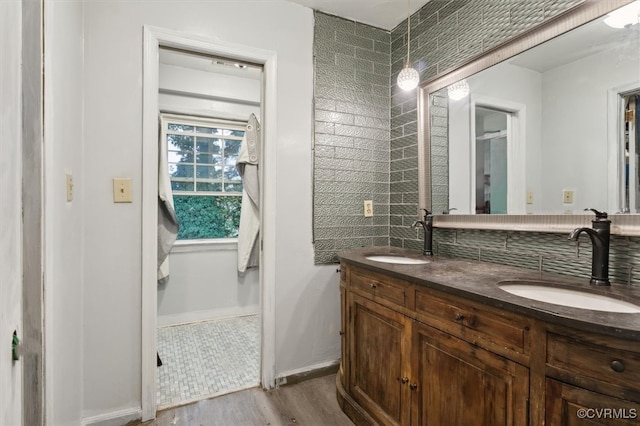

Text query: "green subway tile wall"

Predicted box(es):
[313, 12, 391, 264]
[314, 1, 639, 286]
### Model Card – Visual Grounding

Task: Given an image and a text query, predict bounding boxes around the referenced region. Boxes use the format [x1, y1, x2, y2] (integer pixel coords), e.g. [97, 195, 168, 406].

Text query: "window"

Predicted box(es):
[161, 114, 245, 240]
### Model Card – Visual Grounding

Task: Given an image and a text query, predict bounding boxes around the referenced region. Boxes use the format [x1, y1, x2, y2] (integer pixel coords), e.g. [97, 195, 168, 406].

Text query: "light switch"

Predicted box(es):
[66, 173, 74, 202]
[364, 200, 373, 217]
[526, 191, 533, 205]
[113, 178, 132, 203]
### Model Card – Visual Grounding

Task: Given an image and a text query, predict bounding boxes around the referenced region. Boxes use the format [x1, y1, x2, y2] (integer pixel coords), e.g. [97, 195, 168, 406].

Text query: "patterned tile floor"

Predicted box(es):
[156, 315, 260, 408]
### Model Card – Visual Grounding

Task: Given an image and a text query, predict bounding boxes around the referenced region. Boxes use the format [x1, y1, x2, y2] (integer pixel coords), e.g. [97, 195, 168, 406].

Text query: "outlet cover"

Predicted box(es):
[363, 200, 373, 217]
[563, 189, 574, 204]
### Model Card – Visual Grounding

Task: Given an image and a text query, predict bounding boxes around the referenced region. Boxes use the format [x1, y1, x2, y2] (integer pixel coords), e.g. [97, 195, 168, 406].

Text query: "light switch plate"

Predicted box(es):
[66, 173, 74, 202]
[526, 191, 533, 205]
[113, 178, 132, 203]
[363, 200, 373, 217]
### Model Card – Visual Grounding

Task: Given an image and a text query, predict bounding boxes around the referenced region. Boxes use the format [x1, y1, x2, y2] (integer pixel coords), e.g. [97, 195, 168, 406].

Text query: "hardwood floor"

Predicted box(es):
[134, 374, 354, 426]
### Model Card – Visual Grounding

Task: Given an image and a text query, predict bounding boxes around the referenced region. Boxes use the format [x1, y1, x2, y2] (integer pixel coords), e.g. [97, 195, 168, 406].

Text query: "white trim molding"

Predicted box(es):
[142, 25, 277, 421]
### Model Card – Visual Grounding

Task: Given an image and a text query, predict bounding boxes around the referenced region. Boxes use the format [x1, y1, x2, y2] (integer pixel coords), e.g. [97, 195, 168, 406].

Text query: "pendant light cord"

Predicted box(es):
[406, 0, 411, 66]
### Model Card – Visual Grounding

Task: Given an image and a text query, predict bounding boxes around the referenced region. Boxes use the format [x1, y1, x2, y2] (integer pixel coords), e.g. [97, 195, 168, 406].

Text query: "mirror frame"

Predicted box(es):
[418, 0, 640, 236]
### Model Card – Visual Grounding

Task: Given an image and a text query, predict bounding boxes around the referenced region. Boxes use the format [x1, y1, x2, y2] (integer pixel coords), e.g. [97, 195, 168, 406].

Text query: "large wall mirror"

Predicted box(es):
[419, 0, 640, 234]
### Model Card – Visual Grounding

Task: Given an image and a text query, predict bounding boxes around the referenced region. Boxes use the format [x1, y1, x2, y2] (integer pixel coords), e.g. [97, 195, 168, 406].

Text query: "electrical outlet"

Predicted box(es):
[563, 189, 574, 204]
[526, 191, 533, 205]
[113, 178, 133, 203]
[363, 200, 373, 217]
[66, 173, 74, 202]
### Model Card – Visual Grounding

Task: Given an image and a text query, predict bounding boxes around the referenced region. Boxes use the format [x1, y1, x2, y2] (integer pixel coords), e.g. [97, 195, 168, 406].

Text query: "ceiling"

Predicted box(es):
[285, 0, 431, 31]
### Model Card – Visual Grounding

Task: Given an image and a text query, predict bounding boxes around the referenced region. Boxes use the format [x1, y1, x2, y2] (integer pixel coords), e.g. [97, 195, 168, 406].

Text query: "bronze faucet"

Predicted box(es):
[412, 209, 433, 256]
[568, 208, 611, 286]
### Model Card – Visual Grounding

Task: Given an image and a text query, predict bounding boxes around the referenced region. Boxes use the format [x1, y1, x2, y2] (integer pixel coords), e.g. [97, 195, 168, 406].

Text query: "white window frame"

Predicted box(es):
[160, 113, 246, 197]
[161, 113, 246, 242]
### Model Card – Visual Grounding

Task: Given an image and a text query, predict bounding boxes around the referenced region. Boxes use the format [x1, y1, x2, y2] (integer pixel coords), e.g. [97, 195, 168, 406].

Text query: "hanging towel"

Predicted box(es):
[158, 120, 179, 284]
[237, 113, 261, 273]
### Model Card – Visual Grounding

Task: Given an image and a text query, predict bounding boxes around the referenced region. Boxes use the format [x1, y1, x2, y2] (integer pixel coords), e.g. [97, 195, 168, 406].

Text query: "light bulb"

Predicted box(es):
[447, 79, 470, 100]
[398, 66, 420, 91]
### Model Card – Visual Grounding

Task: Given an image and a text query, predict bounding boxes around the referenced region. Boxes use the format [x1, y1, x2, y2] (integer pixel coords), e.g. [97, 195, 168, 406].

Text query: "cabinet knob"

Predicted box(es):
[401, 377, 409, 384]
[370, 283, 377, 289]
[454, 313, 464, 321]
[409, 383, 418, 390]
[339, 331, 345, 336]
[611, 359, 625, 373]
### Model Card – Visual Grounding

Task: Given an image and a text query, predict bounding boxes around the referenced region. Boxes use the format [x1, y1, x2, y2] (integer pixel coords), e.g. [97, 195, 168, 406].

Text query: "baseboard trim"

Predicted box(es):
[275, 359, 340, 387]
[157, 306, 259, 327]
[81, 407, 141, 426]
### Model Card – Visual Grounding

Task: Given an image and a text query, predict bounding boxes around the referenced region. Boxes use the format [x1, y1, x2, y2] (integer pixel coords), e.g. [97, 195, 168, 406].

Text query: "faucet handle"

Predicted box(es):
[584, 208, 608, 219]
[421, 208, 432, 221]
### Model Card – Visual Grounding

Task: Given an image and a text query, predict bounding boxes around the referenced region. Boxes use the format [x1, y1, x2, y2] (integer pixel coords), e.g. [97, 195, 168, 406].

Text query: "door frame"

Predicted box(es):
[141, 26, 277, 421]
[607, 81, 640, 213]
[469, 95, 526, 214]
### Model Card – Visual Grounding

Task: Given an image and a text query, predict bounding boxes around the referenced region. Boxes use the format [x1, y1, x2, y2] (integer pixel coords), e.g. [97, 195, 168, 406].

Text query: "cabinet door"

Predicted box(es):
[349, 293, 411, 426]
[546, 379, 639, 425]
[411, 322, 529, 426]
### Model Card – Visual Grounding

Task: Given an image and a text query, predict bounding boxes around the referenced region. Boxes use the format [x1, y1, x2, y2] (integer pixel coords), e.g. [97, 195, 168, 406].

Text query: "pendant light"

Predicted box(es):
[397, 0, 420, 91]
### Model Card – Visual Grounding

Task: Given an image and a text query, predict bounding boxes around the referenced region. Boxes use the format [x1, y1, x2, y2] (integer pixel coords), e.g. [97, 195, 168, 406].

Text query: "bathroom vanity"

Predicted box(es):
[336, 247, 640, 425]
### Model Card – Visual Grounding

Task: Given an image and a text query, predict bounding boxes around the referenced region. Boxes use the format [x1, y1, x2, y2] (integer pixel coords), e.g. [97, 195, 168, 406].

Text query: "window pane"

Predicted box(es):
[173, 195, 242, 239]
[169, 163, 194, 178]
[196, 165, 222, 179]
[224, 139, 242, 165]
[196, 182, 222, 192]
[196, 153, 222, 165]
[168, 123, 194, 132]
[224, 166, 241, 181]
[167, 134, 194, 155]
[195, 126, 215, 134]
[196, 137, 221, 156]
[171, 181, 194, 191]
[224, 182, 243, 193]
[231, 130, 245, 137]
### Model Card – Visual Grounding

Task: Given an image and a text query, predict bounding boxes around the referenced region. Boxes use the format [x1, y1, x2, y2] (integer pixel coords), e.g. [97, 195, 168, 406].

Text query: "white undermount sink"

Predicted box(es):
[365, 255, 429, 265]
[498, 281, 640, 313]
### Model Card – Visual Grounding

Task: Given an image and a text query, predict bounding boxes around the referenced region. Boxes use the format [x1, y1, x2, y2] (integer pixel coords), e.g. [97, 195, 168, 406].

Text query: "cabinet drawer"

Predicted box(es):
[547, 333, 640, 390]
[350, 267, 409, 308]
[415, 288, 530, 356]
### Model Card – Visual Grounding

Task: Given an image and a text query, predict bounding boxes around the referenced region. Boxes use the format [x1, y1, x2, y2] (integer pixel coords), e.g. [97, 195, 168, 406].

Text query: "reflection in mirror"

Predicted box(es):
[423, 0, 640, 216]
[623, 92, 640, 212]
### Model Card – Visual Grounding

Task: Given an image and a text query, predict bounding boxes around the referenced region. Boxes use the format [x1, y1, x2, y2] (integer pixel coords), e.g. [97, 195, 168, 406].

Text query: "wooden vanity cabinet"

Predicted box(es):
[338, 264, 530, 426]
[337, 261, 640, 426]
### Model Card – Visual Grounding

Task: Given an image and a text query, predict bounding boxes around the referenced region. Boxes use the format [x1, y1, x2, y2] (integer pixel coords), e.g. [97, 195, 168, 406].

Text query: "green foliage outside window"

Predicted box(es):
[173, 195, 242, 240]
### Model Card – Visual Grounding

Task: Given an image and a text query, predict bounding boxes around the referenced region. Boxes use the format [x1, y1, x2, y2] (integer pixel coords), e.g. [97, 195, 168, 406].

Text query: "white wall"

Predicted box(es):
[541, 42, 640, 213]
[80, 1, 340, 422]
[44, 0, 85, 424]
[0, 1, 23, 424]
[159, 63, 260, 120]
[449, 62, 542, 213]
[159, 243, 259, 326]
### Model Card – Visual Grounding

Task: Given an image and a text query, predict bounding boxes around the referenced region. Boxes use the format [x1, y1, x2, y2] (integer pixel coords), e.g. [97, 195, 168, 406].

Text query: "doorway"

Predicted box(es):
[141, 27, 278, 421]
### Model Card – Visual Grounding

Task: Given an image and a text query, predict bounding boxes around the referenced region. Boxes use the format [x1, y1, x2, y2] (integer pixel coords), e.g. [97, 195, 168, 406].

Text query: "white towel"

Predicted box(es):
[237, 113, 261, 273]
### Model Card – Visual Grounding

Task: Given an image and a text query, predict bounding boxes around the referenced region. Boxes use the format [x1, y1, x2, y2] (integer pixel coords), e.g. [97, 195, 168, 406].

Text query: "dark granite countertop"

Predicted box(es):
[338, 246, 640, 341]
